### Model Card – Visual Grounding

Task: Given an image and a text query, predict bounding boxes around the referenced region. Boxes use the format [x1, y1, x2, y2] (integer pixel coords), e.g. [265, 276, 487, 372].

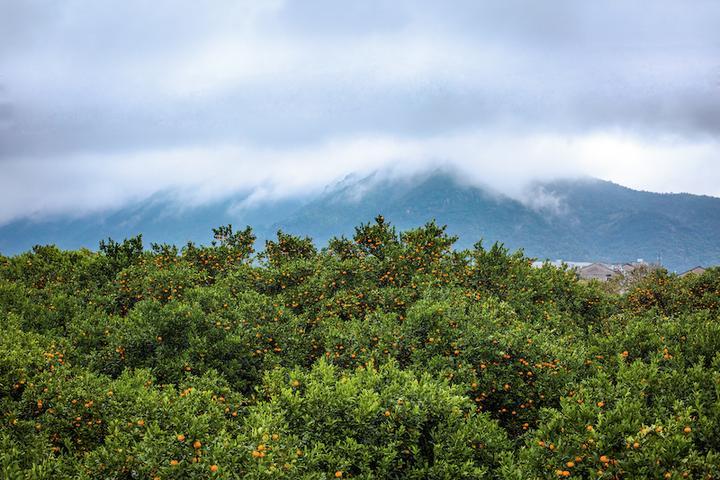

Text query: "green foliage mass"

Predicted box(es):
[1, 218, 719, 478]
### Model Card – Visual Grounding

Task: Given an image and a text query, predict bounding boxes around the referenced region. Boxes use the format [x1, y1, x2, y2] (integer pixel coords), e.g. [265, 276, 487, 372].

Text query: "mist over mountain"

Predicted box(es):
[1, 168, 718, 272]
[271, 170, 720, 271]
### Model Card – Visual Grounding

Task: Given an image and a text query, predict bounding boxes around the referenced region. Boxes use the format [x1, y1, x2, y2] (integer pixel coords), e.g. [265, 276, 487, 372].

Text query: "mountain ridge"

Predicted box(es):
[1, 169, 719, 272]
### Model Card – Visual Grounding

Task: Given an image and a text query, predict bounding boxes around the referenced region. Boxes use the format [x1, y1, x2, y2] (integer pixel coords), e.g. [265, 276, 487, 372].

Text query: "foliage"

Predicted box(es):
[1, 217, 719, 478]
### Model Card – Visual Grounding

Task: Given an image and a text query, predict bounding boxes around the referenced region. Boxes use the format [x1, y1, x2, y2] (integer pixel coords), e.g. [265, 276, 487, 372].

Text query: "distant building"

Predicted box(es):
[578, 263, 620, 282]
[617, 260, 656, 275]
[532, 258, 657, 282]
[531, 260, 592, 270]
[680, 266, 706, 277]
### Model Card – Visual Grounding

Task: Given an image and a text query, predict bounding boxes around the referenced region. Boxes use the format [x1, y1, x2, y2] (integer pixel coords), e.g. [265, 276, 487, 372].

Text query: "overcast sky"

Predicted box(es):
[1, 0, 720, 224]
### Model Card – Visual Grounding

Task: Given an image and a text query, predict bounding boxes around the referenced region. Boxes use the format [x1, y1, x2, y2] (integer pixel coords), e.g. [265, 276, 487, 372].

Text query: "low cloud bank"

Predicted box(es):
[2, 130, 718, 226]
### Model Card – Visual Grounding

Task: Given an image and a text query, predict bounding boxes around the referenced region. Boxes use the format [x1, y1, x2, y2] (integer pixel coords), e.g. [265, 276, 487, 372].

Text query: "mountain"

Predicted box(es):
[0, 191, 298, 256]
[1, 169, 719, 272]
[272, 171, 720, 271]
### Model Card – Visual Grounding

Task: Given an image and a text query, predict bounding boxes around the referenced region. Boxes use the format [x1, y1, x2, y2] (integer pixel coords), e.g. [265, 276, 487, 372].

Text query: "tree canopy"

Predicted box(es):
[1, 218, 719, 478]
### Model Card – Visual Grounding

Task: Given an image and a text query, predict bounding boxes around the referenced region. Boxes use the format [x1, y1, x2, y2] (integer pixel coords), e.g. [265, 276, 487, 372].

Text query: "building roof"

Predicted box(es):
[531, 260, 592, 270]
[578, 263, 621, 281]
[533, 258, 672, 281]
[580, 263, 616, 274]
[679, 266, 706, 277]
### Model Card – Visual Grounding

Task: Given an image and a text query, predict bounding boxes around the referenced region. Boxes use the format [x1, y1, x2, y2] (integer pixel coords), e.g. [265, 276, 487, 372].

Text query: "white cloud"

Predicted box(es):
[1, 1, 720, 224]
[2, 129, 718, 225]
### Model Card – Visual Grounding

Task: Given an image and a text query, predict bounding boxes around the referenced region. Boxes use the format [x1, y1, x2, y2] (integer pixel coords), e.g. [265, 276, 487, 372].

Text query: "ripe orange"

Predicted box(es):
[177, 434, 185, 442]
[684, 426, 692, 433]
[335, 471, 343, 478]
[193, 440, 202, 449]
[170, 459, 179, 466]
[210, 464, 218, 472]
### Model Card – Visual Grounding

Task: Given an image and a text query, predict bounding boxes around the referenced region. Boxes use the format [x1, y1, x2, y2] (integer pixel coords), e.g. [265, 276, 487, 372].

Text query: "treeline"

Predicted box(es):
[1, 216, 719, 479]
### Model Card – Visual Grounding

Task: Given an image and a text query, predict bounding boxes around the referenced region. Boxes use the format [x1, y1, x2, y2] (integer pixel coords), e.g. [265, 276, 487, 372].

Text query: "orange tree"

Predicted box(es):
[2, 217, 720, 478]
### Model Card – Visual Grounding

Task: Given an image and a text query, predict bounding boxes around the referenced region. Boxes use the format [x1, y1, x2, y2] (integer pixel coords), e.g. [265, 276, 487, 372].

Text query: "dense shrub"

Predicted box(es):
[1, 218, 719, 477]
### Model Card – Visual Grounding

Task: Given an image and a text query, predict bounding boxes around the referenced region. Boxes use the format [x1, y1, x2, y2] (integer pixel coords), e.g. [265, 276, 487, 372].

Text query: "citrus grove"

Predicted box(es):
[1, 217, 719, 478]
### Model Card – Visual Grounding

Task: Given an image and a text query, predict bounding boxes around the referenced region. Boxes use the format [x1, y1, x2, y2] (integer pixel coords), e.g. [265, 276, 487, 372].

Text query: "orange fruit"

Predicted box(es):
[210, 465, 218, 472]
[335, 471, 343, 478]
[193, 440, 202, 449]
[177, 434, 185, 442]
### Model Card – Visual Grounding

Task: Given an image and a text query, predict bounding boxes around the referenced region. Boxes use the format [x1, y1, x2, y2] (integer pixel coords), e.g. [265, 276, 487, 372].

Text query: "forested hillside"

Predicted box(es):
[3, 170, 720, 272]
[2, 218, 720, 478]
[273, 172, 720, 272]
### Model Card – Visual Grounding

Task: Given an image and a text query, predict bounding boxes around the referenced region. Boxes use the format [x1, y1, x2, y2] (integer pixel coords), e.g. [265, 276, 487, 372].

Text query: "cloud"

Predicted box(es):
[2, 130, 719, 226]
[0, 1, 719, 224]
